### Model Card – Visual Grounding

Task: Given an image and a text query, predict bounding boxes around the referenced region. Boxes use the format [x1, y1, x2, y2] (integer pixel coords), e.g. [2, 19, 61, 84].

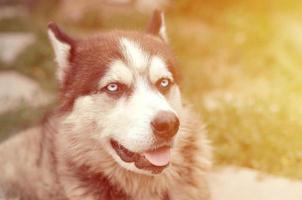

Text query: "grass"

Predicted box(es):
[0, 104, 53, 142]
[0, 32, 57, 91]
[0, 0, 301, 180]
[169, 1, 302, 179]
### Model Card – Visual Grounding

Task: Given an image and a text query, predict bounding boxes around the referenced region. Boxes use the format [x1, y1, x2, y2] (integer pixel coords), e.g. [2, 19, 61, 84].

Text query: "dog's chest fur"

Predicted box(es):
[69, 163, 131, 200]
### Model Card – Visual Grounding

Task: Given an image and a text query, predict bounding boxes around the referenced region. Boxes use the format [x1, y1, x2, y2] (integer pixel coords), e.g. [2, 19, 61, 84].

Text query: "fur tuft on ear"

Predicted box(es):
[48, 22, 75, 83]
[146, 10, 168, 42]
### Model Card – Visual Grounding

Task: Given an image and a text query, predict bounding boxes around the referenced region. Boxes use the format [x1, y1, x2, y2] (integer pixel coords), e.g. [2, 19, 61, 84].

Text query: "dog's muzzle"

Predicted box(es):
[111, 140, 171, 174]
[111, 111, 180, 174]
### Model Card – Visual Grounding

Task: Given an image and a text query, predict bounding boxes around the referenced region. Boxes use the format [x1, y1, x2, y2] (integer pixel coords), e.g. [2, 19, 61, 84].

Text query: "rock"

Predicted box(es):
[0, 6, 26, 20]
[134, 0, 169, 14]
[57, 0, 169, 23]
[209, 167, 302, 200]
[0, 71, 53, 114]
[0, 33, 35, 64]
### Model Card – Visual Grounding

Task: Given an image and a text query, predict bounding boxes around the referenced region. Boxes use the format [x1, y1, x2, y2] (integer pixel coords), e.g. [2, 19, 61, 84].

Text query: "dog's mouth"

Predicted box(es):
[110, 139, 171, 174]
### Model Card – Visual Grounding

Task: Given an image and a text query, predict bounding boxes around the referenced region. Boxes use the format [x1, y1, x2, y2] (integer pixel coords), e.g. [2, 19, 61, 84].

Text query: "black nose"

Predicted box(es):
[151, 111, 180, 139]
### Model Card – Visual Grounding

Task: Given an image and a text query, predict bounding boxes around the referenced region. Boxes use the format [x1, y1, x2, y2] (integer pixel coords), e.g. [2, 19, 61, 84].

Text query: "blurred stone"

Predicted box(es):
[134, 0, 169, 14]
[0, 71, 53, 113]
[209, 167, 302, 200]
[58, 0, 131, 24]
[0, 6, 26, 20]
[58, 0, 169, 24]
[0, 33, 35, 64]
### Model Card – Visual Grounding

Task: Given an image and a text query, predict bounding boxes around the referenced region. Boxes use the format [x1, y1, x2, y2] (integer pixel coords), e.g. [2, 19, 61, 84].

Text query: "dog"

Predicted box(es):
[0, 10, 212, 200]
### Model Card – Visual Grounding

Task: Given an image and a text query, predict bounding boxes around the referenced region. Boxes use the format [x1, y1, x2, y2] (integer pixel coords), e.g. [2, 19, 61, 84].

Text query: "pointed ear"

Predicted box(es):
[146, 10, 168, 42]
[48, 22, 75, 83]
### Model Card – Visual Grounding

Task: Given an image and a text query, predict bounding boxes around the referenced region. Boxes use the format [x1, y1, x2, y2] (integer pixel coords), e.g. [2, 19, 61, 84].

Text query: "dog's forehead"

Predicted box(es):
[119, 33, 175, 72]
[76, 31, 176, 73]
[119, 37, 148, 72]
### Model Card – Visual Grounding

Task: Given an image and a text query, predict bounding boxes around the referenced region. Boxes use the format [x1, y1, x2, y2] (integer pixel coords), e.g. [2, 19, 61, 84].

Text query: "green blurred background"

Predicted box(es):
[0, 0, 301, 180]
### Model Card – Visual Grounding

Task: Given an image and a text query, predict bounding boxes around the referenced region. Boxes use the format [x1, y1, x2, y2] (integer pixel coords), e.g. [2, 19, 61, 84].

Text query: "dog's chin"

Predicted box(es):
[105, 139, 171, 175]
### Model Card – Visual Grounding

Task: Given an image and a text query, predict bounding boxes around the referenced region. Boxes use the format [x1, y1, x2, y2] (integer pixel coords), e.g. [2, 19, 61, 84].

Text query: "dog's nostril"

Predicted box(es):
[151, 111, 180, 139]
[152, 120, 169, 132]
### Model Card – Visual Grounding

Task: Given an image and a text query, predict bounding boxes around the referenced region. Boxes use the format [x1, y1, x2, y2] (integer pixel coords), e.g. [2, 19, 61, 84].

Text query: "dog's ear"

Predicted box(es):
[146, 10, 168, 42]
[48, 22, 75, 83]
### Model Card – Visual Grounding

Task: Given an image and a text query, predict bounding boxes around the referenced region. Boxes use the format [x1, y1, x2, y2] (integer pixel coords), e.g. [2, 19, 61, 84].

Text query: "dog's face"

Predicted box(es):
[48, 11, 183, 175]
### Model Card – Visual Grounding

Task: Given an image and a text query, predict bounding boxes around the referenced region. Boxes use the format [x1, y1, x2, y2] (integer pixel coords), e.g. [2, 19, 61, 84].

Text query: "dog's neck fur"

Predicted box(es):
[42, 113, 170, 200]
[0, 104, 211, 200]
[40, 115, 130, 200]
[66, 162, 131, 200]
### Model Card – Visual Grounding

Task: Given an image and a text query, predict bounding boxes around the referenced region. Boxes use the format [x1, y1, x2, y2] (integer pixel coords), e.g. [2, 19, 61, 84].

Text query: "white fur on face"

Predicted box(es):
[63, 38, 182, 174]
[99, 60, 133, 88]
[106, 77, 176, 152]
[64, 81, 178, 175]
[149, 56, 173, 83]
[48, 30, 70, 82]
[120, 38, 149, 72]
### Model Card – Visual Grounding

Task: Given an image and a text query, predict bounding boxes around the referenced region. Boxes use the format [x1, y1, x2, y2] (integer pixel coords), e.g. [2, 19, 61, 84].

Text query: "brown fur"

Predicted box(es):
[51, 30, 178, 112]
[0, 12, 212, 200]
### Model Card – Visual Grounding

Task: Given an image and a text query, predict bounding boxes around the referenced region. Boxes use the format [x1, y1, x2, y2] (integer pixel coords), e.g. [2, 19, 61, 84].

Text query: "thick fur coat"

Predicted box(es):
[0, 11, 212, 200]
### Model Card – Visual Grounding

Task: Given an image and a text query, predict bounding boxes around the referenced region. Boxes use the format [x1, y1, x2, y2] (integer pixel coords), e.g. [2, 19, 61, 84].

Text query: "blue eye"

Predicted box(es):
[103, 82, 127, 95]
[160, 79, 170, 88]
[156, 78, 173, 93]
[106, 83, 119, 92]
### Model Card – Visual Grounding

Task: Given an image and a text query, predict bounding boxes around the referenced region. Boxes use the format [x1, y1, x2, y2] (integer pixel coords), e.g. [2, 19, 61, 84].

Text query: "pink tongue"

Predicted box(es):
[143, 147, 171, 166]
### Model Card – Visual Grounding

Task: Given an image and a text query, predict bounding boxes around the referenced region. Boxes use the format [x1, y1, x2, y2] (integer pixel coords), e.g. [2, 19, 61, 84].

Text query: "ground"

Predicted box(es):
[209, 167, 302, 200]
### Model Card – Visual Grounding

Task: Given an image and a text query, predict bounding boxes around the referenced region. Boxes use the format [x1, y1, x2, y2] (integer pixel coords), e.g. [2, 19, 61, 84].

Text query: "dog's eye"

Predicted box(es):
[103, 83, 125, 94]
[106, 83, 119, 92]
[160, 79, 170, 88]
[156, 78, 172, 93]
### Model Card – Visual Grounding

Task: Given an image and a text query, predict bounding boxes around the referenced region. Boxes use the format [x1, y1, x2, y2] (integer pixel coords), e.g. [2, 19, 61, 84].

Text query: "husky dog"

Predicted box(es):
[0, 10, 212, 200]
